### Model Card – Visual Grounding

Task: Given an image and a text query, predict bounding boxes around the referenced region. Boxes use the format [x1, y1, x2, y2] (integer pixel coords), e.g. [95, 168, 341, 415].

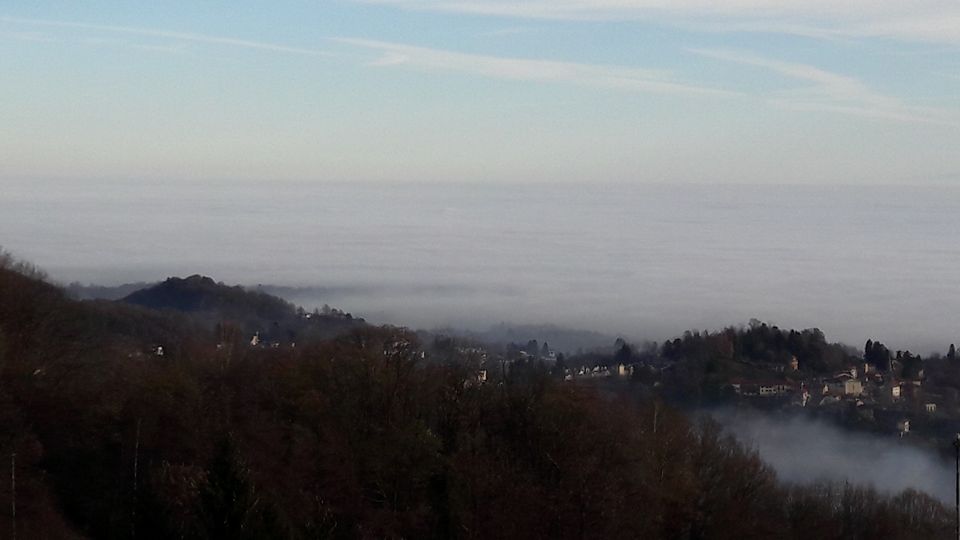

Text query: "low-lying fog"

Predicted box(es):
[710, 408, 954, 503]
[3, 179, 960, 352]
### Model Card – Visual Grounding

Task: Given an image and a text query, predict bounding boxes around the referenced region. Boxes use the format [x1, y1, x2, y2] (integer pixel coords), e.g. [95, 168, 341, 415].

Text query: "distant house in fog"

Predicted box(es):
[843, 379, 863, 397]
[758, 383, 784, 396]
[463, 369, 488, 388]
[730, 380, 794, 397]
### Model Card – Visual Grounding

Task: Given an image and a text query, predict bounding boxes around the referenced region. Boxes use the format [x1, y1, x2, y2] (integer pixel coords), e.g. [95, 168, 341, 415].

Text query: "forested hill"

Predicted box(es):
[121, 274, 364, 344]
[0, 260, 955, 538]
[123, 275, 294, 320]
[0, 264, 195, 357]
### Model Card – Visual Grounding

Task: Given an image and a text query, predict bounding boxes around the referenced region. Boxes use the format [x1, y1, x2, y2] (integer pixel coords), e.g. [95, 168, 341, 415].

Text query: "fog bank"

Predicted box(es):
[3, 179, 960, 352]
[710, 408, 954, 503]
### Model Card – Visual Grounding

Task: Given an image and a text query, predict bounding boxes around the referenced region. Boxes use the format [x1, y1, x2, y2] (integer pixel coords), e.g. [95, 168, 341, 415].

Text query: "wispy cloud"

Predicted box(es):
[352, 1, 960, 45]
[851, 12, 960, 46]
[336, 37, 738, 97]
[0, 29, 55, 43]
[479, 26, 537, 37]
[131, 43, 190, 55]
[0, 15, 334, 58]
[691, 48, 958, 125]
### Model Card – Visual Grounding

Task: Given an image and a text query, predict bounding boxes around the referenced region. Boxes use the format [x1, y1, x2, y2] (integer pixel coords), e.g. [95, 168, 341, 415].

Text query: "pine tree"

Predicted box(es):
[200, 437, 268, 539]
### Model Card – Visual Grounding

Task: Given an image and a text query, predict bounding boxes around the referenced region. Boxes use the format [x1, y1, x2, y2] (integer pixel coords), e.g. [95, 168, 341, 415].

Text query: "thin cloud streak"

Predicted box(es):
[691, 48, 959, 126]
[353, 0, 960, 44]
[0, 30, 55, 43]
[0, 15, 335, 58]
[336, 37, 740, 98]
[479, 26, 538, 37]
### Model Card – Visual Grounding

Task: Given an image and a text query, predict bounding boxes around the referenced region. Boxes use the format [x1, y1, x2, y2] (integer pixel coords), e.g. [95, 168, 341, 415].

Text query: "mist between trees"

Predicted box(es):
[708, 407, 955, 503]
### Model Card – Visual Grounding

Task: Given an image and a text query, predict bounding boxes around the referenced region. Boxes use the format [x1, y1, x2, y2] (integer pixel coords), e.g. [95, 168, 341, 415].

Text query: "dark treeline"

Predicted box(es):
[0, 260, 954, 539]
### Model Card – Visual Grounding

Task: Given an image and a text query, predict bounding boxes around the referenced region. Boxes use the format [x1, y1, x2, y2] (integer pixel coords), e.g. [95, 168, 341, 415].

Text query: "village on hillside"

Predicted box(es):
[423, 327, 960, 447]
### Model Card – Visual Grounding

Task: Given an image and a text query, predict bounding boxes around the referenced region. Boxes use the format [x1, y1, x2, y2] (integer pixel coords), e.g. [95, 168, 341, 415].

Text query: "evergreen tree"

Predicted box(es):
[552, 353, 567, 377]
[614, 342, 634, 365]
[525, 339, 539, 358]
[199, 437, 272, 539]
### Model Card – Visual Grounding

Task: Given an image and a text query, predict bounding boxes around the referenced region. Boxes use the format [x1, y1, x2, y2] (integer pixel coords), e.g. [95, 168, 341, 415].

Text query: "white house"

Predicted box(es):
[758, 382, 793, 396]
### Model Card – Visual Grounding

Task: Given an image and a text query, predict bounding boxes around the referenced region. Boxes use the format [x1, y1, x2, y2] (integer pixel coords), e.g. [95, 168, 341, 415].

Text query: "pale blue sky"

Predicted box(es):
[1, 1, 958, 184]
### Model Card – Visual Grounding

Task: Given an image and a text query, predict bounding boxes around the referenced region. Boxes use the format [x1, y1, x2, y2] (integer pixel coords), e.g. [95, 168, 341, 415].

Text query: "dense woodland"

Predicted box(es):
[0, 253, 955, 539]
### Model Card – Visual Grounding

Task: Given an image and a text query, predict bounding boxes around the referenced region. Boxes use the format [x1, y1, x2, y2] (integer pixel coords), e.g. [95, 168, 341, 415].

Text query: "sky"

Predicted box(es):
[2, 1, 959, 185]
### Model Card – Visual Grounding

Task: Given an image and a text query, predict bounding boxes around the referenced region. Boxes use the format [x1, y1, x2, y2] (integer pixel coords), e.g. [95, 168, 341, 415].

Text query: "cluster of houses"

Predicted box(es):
[726, 357, 942, 436]
[432, 339, 955, 442]
[563, 363, 634, 380]
[552, 349, 948, 439]
[731, 361, 929, 402]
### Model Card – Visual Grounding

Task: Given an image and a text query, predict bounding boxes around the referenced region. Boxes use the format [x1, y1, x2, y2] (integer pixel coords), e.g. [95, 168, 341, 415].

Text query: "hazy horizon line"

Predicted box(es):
[4, 176, 959, 189]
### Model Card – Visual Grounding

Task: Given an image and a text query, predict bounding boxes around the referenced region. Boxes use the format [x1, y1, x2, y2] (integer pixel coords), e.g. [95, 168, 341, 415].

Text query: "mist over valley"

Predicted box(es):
[4, 0, 960, 534]
[7, 179, 960, 355]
